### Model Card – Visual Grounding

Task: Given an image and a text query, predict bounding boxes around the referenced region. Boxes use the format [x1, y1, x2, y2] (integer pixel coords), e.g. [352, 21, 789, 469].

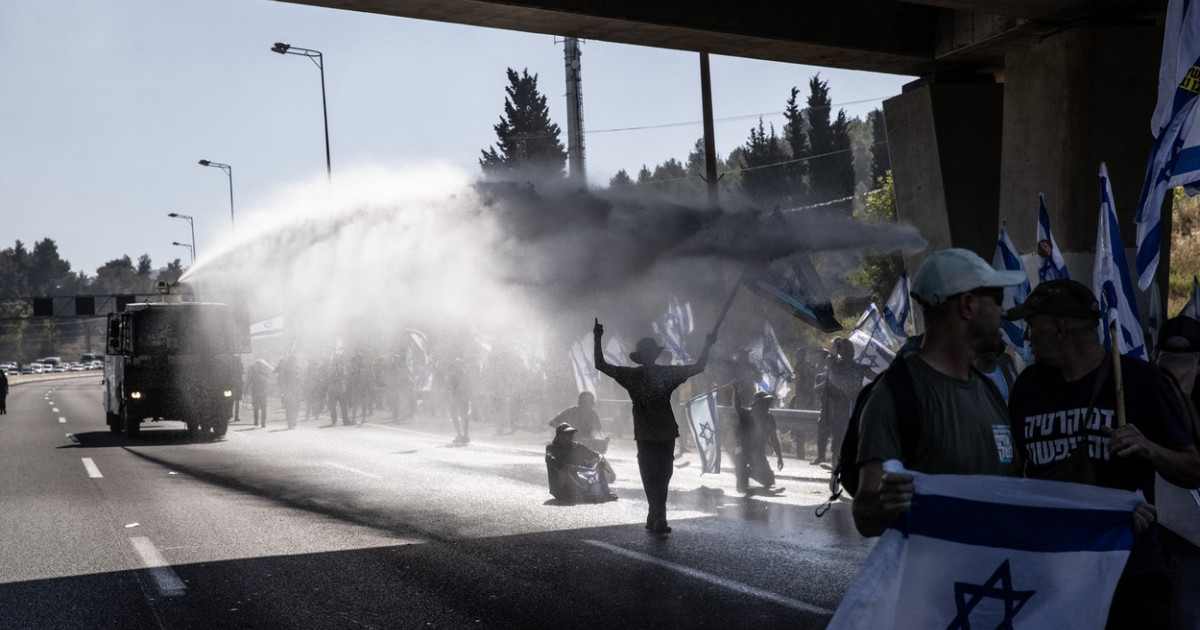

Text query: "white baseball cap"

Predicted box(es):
[910, 248, 1027, 306]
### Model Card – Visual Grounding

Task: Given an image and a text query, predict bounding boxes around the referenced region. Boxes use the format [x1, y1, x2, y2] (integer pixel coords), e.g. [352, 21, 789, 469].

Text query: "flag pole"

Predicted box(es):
[710, 281, 742, 337]
[1109, 318, 1127, 427]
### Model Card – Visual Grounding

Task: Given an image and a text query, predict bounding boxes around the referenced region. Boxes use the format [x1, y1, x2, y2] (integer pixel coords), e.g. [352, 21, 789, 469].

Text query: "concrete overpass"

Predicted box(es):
[274, 0, 1173, 291]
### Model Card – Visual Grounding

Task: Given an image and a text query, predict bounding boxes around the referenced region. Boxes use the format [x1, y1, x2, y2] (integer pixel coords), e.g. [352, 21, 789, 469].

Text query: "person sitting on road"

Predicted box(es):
[545, 423, 617, 503]
[549, 391, 607, 453]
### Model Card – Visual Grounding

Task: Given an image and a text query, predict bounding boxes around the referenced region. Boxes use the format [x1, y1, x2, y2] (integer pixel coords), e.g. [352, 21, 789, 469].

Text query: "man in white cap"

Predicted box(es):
[594, 319, 716, 534]
[852, 248, 1026, 537]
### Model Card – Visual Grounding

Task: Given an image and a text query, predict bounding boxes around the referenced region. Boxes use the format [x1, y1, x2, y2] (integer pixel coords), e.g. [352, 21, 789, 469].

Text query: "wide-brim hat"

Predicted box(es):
[555, 422, 577, 436]
[629, 337, 665, 364]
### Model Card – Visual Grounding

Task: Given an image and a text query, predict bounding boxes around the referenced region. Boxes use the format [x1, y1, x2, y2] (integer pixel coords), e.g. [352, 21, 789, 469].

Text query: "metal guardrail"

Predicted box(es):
[7, 371, 100, 386]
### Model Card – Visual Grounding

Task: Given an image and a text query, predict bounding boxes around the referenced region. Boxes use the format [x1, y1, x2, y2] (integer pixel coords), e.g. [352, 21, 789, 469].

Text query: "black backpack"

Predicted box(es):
[815, 356, 1003, 516]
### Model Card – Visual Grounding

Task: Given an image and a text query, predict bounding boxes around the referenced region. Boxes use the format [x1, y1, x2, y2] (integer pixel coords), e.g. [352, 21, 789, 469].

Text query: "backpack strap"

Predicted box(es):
[816, 356, 920, 516]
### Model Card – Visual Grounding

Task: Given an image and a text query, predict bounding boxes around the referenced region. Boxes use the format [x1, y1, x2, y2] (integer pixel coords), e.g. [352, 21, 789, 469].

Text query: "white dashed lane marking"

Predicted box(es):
[81, 458, 103, 478]
[582, 540, 834, 616]
[58, 417, 66, 423]
[321, 461, 382, 479]
[129, 537, 186, 597]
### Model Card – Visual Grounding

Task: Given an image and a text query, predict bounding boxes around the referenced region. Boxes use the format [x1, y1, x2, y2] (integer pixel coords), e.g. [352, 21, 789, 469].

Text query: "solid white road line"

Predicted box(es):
[81, 457, 103, 478]
[321, 461, 383, 479]
[129, 537, 187, 597]
[582, 540, 834, 616]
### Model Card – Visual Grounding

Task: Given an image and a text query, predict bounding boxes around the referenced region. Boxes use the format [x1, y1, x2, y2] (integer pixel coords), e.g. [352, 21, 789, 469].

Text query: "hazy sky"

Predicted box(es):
[2, 0, 913, 278]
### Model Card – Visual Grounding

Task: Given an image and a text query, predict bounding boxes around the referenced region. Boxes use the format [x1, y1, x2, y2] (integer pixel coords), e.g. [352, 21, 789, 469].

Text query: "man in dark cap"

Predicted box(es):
[594, 319, 716, 534]
[1006, 280, 1200, 629]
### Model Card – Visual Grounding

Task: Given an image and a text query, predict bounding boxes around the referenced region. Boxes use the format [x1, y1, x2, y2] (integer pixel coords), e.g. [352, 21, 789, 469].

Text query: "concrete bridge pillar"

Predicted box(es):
[885, 23, 1167, 294]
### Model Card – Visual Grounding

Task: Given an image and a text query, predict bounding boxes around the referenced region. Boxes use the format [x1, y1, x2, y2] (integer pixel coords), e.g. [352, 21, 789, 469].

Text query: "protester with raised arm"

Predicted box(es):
[594, 318, 716, 534]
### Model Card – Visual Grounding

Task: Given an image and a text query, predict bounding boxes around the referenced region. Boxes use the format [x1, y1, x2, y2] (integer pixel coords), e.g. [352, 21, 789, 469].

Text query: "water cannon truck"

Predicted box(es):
[103, 281, 250, 438]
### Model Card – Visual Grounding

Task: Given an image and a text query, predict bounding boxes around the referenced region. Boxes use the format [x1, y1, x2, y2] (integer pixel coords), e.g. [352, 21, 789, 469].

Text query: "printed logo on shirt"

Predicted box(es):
[991, 424, 1013, 464]
[1021, 407, 1115, 466]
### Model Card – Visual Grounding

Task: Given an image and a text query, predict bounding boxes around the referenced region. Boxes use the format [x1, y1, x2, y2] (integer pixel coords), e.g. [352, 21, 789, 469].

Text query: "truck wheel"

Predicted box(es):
[123, 407, 140, 438]
[107, 412, 121, 434]
[212, 416, 229, 437]
[186, 420, 202, 441]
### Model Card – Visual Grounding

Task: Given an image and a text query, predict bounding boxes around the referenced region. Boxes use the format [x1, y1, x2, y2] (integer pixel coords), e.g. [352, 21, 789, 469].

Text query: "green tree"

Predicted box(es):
[782, 87, 810, 205]
[608, 169, 634, 188]
[848, 171, 904, 303]
[92, 255, 140, 295]
[28, 239, 73, 296]
[479, 68, 568, 179]
[738, 119, 790, 206]
[159, 259, 185, 284]
[805, 75, 855, 213]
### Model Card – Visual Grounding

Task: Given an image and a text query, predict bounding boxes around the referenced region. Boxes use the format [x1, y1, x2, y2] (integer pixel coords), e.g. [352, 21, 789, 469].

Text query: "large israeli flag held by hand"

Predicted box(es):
[1036, 194, 1070, 282]
[683, 391, 721, 474]
[1095, 164, 1148, 360]
[993, 221, 1033, 364]
[829, 463, 1141, 630]
[1136, 0, 1200, 290]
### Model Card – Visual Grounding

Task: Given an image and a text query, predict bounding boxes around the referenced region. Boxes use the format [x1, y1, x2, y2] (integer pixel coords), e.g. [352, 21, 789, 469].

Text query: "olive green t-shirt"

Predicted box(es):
[856, 356, 1014, 475]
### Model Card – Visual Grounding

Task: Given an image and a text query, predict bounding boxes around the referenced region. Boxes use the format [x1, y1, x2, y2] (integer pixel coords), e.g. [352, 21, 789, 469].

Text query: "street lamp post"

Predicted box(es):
[198, 159, 235, 230]
[271, 42, 331, 183]
[167, 212, 196, 263]
[172, 241, 195, 265]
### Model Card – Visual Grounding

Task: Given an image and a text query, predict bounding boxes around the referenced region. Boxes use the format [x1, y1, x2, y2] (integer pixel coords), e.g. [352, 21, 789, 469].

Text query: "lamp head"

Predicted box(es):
[199, 159, 211, 166]
[271, 42, 290, 54]
[168, 212, 179, 218]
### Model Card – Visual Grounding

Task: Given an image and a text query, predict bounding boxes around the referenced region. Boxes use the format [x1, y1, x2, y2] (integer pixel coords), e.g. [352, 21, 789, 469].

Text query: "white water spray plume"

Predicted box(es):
[185, 165, 925, 355]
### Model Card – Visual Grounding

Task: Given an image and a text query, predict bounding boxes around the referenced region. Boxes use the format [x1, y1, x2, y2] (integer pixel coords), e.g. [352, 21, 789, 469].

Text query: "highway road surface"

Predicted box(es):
[0, 375, 874, 629]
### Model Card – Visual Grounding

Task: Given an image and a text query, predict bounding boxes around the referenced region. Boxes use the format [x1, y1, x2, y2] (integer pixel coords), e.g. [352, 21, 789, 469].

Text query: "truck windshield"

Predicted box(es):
[133, 306, 236, 355]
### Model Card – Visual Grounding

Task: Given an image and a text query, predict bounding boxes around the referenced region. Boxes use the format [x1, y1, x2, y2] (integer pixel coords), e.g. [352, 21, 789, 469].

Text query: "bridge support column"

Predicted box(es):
[883, 77, 1004, 269]
[998, 23, 1163, 291]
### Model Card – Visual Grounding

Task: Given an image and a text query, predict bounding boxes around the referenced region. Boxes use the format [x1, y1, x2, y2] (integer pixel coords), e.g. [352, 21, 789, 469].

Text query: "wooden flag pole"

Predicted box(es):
[1109, 319, 1127, 427]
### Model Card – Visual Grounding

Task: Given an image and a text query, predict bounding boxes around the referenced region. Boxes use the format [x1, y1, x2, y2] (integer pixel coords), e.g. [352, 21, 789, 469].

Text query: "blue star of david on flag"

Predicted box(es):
[684, 391, 721, 474]
[948, 560, 1035, 629]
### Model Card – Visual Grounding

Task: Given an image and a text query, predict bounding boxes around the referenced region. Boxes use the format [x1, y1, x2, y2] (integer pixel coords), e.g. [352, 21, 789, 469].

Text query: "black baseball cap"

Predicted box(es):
[1004, 279, 1102, 321]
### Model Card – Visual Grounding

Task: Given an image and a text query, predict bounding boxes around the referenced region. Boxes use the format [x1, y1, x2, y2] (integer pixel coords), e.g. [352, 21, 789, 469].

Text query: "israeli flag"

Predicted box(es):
[568, 333, 599, 394]
[748, 319, 794, 399]
[1094, 164, 1148, 360]
[880, 271, 911, 340]
[829, 463, 1141, 630]
[1036, 194, 1070, 282]
[683, 391, 721, 474]
[993, 220, 1034, 364]
[603, 336, 631, 367]
[652, 296, 693, 365]
[405, 329, 436, 391]
[1182, 276, 1200, 320]
[249, 314, 285, 340]
[849, 304, 898, 377]
[1136, 0, 1200, 291]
